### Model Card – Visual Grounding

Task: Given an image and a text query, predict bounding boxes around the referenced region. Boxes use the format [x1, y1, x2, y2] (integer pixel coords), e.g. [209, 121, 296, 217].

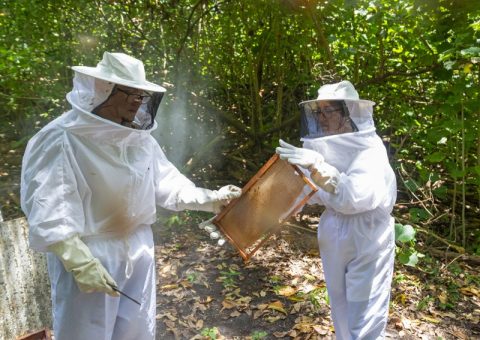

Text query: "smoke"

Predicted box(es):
[151, 72, 212, 172]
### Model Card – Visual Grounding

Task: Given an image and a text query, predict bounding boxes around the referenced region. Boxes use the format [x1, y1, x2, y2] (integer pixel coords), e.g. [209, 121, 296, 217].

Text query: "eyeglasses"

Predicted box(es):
[116, 87, 151, 103]
[312, 106, 344, 117]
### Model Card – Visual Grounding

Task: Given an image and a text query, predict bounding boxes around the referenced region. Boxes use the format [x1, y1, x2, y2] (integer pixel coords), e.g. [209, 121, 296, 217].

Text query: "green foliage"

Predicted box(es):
[416, 295, 434, 311]
[395, 223, 416, 243]
[219, 268, 241, 289]
[251, 331, 268, 340]
[395, 223, 424, 267]
[200, 327, 219, 339]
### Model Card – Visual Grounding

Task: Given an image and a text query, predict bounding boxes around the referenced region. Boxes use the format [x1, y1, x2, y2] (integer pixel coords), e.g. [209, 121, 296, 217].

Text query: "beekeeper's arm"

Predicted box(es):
[152, 143, 241, 213]
[21, 132, 118, 296]
[276, 139, 394, 215]
[276, 139, 340, 194]
[47, 235, 119, 296]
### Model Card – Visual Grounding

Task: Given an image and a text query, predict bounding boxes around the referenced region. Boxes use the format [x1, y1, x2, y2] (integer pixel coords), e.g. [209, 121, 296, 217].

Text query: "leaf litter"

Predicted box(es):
[152, 213, 478, 339]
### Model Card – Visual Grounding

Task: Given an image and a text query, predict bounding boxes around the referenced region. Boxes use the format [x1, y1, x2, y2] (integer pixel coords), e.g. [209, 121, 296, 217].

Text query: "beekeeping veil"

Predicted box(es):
[299, 81, 375, 138]
[67, 52, 166, 130]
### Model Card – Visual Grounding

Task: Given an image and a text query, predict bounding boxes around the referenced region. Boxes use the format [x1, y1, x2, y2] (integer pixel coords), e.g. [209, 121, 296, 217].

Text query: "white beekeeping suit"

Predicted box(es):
[277, 81, 397, 340]
[20, 52, 241, 340]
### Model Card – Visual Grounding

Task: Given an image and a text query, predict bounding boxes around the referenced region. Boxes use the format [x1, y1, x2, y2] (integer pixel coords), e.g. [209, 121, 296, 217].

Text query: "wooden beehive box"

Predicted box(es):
[213, 154, 317, 261]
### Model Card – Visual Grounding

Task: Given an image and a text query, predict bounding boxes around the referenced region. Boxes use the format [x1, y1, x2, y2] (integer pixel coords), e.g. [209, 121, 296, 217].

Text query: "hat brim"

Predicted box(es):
[72, 66, 166, 93]
[299, 98, 375, 106]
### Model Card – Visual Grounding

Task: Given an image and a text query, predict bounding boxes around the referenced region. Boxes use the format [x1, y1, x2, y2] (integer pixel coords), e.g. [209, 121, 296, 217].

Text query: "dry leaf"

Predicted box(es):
[221, 299, 237, 310]
[438, 291, 448, 304]
[268, 300, 287, 314]
[161, 283, 179, 290]
[460, 286, 480, 297]
[273, 331, 289, 337]
[422, 315, 441, 324]
[294, 322, 313, 333]
[253, 310, 266, 319]
[180, 280, 193, 288]
[230, 310, 241, 317]
[195, 319, 203, 330]
[312, 325, 328, 335]
[266, 315, 284, 323]
[277, 286, 297, 297]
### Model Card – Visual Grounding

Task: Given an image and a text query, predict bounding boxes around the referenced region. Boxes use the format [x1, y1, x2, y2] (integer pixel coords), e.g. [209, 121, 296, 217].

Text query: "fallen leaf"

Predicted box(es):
[266, 315, 284, 323]
[422, 315, 441, 324]
[180, 280, 193, 288]
[313, 325, 328, 335]
[438, 291, 448, 304]
[195, 319, 203, 329]
[221, 299, 237, 310]
[460, 286, 480, 298]
[253, 310, 266, 319]
[273, 331, 289, 337]
[276, 286, 297, 297]
[294, 321, 313, 333]
[268, 300, 287, 314]
[161, 283, 179, 290]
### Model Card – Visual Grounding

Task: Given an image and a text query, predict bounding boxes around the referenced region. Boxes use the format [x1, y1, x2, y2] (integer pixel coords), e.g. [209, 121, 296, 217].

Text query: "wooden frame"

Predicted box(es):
[17, 328, 52, 340]
[213, 154, 318, 261]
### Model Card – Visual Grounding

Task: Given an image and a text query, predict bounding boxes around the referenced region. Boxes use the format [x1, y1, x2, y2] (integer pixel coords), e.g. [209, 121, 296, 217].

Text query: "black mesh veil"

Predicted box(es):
[143, 92, 164, 130]
[299, 100, 358, 138]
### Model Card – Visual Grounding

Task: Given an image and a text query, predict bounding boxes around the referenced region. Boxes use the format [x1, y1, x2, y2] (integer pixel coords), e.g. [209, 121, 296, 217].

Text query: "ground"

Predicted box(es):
[152, 212, 480, 340]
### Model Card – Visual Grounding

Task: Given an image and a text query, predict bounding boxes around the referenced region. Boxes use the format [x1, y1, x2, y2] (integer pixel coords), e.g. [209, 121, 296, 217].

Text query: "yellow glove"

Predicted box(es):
[48, 235, 119, 296]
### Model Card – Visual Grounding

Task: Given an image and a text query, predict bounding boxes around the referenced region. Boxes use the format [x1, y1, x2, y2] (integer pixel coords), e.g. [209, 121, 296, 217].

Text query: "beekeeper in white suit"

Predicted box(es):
[276, 81, 397, 340]
[20, 52, 241, 340]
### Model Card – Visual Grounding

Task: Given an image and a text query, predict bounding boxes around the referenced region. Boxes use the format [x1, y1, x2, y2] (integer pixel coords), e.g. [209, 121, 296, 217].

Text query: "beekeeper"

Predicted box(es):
[276, 81, 397, 340]
[20, 52, 241, 340]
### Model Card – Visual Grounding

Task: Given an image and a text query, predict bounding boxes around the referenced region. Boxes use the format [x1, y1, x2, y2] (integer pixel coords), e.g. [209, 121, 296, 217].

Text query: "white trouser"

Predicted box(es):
[47, 225, 156, 340]
[318, 210, 395, 340]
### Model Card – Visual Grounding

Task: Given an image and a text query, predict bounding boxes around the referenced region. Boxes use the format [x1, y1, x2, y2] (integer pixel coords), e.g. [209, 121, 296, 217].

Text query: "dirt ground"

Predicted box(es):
[152, 212, 480, 340]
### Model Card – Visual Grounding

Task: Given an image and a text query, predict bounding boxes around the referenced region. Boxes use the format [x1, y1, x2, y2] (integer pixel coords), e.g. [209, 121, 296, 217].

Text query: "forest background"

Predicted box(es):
[0, 0, 480, 338]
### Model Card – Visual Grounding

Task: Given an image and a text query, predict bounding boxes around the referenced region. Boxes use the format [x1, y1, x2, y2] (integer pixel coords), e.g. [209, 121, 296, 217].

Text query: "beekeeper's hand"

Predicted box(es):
[176, 185, 242, 213]
[212, 185, 242, 213]
[47, 235, 119, 296]
[276, 139, 340, 194]
[276, 139, 324, 169]
[198, 216, 226, 246]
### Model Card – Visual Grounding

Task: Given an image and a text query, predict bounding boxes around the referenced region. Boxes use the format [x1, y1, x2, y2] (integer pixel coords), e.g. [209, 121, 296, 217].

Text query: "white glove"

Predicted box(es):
[176, 184, 242, 213]
[198, 216, 226, 246]
[276, 139, 340, 194]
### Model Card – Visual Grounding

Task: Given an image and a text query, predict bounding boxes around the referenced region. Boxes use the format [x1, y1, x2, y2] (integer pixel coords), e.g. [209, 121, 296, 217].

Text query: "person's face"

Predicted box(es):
[108, 85, 148, 124]
[316, 101, 352, 136]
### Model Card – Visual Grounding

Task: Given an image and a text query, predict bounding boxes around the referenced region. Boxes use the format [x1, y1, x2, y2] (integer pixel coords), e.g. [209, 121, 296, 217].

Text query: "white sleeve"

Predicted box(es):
[299, 167, 325, 206]
[152, 143, 197, 210]
[21, 130, 85, 252]
[152, 143, 230, 213]
[317, 148, 394, 215]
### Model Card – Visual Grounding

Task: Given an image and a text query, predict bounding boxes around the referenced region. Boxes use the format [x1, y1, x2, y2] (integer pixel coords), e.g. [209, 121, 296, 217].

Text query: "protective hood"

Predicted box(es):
[71, 52, 166, 93]
[301, 129, 382, 173]
[300, 81, 376, 138]
[67, 72, 160, 130]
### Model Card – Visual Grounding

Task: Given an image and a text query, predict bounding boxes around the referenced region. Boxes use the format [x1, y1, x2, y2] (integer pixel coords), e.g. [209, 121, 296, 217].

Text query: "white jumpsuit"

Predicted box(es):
[21, 95, 200, 340]
[303, 128, 397, 340]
